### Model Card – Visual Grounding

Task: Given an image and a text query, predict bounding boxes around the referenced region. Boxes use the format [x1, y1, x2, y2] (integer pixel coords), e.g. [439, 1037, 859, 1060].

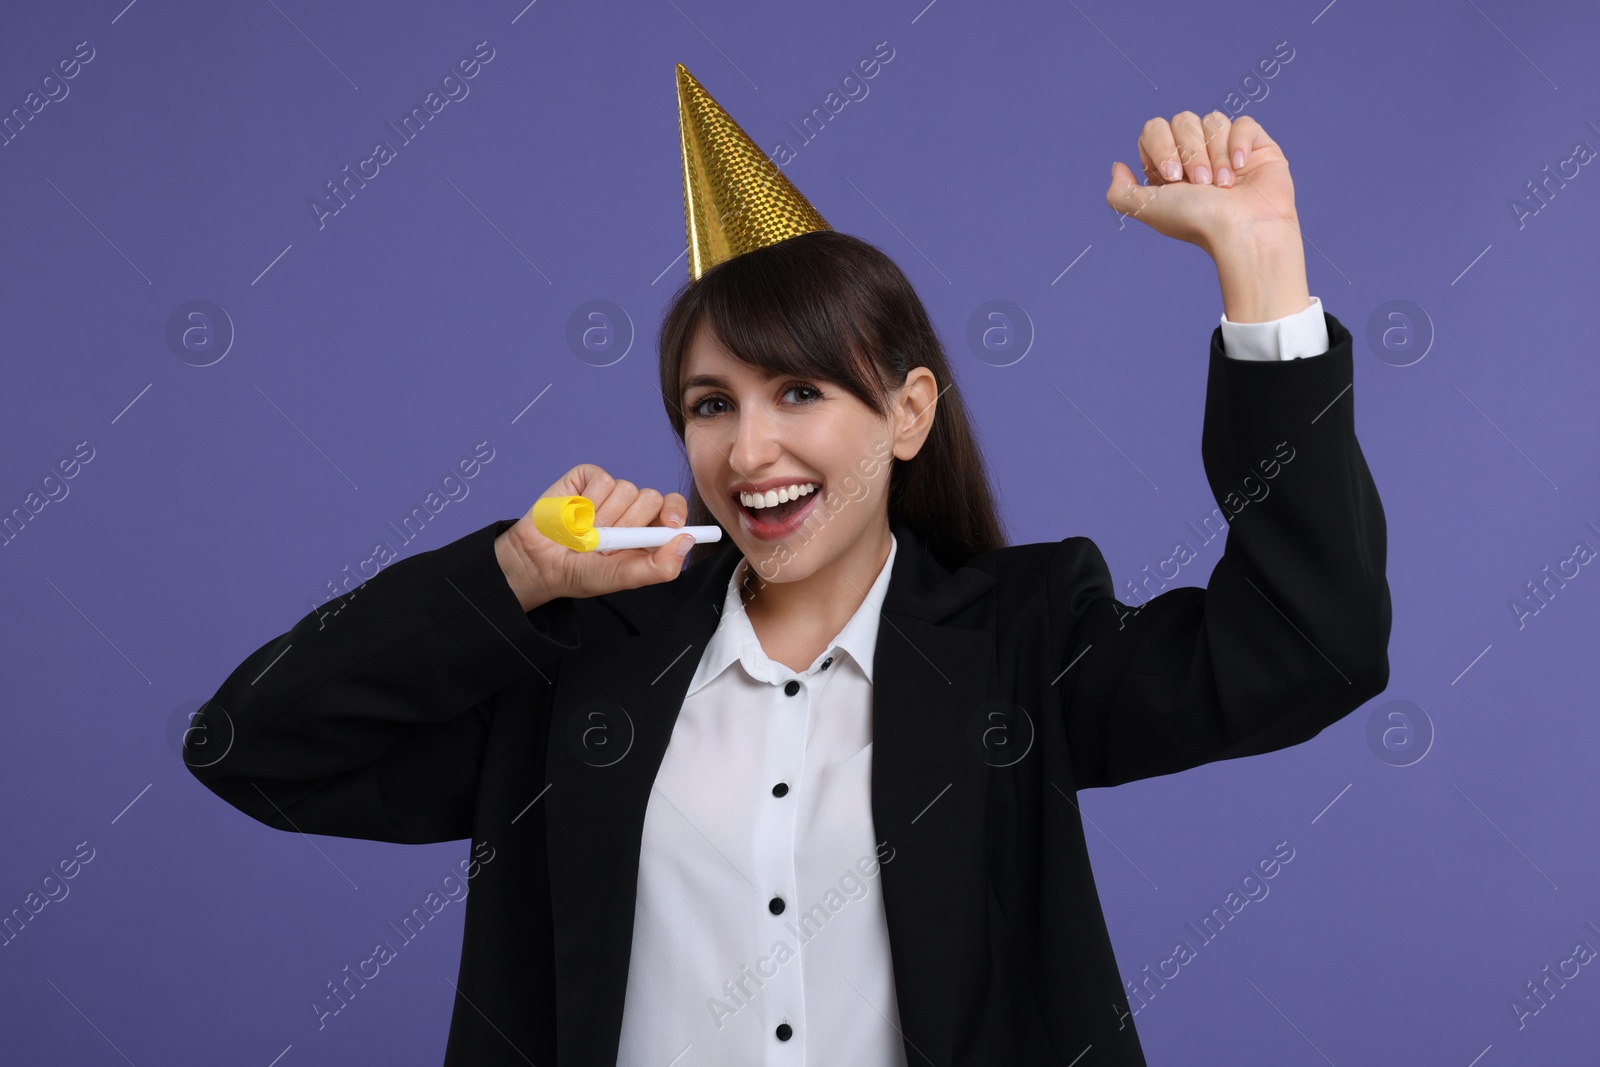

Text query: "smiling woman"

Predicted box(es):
[657, 227, 1008, 576]
[189, 60, 1390, 1067]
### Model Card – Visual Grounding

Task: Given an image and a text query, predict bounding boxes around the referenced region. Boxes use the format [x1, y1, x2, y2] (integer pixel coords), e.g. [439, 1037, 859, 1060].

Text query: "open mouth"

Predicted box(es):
[732, 483, 822, 540]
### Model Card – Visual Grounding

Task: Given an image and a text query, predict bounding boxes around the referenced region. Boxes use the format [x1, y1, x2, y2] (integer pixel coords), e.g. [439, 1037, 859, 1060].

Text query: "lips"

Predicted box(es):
[735, 485, 822, 542]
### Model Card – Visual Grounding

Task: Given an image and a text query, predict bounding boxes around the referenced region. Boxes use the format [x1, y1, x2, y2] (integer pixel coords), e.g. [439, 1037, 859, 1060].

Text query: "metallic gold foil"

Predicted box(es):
[676, 63, 831, 281]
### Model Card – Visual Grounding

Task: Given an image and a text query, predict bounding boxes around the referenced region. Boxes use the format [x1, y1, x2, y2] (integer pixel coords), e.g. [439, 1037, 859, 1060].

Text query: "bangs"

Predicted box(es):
[673, 235, 892, 416]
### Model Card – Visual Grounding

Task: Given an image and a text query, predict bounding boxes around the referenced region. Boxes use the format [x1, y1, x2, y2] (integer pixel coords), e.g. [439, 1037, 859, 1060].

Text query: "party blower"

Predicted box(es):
[532, 495, 723, 552]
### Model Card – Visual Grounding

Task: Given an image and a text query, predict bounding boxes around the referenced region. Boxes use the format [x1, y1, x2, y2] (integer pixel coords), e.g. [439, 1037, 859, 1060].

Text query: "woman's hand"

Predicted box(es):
[1106, 111, 1311, 323]
[1106, 111, 1297, 251]
[494, 463, 695, 611]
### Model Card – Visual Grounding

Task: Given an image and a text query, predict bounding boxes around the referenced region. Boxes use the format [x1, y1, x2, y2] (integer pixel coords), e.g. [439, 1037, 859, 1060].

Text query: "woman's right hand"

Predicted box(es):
[493, 463, 696, 611]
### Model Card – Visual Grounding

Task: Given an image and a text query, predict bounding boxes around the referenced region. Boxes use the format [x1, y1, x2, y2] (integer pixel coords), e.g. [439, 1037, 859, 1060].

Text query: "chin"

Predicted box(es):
[742, 534, 827, 585]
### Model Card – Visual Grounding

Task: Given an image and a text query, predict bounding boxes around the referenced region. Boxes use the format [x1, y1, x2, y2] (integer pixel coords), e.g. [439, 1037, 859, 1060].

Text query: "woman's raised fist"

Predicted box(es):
[1106, 112, 1298, 253]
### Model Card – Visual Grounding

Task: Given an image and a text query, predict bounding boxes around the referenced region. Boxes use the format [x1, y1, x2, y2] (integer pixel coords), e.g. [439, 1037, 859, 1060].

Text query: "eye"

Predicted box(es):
[687, 394, 729, 418]
[783, 382, 823, 404]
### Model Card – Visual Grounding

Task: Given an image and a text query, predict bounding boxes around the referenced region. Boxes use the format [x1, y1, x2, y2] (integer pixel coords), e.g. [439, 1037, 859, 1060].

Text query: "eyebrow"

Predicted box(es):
[680, 370, 785, 397]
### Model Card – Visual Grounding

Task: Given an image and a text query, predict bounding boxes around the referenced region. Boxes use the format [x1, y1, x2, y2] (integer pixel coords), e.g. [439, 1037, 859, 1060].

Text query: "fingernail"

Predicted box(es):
[675, 536, 692, 558]
[1196, 165, 1211, 184]
[1233, 149, 1245, 169]
[1164, 160, 1181, 181]
[1217, 167, 1232, 187]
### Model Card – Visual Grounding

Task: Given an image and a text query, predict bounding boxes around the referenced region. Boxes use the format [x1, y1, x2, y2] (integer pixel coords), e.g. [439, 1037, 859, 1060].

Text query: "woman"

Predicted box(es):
[189, 70, 1389, 1067]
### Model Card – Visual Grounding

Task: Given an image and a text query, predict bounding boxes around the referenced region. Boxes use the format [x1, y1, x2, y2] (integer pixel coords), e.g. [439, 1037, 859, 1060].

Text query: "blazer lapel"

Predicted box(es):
[541, 518, 998, 1064]
[870, 520, 1000, 1061]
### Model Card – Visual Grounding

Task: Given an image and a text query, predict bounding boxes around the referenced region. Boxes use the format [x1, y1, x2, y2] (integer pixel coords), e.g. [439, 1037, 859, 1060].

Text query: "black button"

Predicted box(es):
[783, 680, 800, 696]
[768, 896, 785, 914]
[821, 656, 832, 670]
[776, 1023, 793, 1041]
[772, 782, 788, 797]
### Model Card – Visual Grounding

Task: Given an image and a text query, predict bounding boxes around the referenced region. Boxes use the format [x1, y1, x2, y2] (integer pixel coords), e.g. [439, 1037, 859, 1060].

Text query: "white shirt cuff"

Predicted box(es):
[1219, 295, 1328, 361]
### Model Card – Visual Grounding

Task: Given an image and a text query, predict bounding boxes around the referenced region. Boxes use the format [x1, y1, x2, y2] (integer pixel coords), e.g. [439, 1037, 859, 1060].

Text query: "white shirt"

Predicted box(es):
[616, 532, 905, 1067]
[615, 295, 1328, 1066]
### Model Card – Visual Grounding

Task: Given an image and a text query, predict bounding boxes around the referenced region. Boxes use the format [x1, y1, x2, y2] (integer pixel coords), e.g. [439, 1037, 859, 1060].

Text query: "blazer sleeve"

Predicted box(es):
[1054, 310, 1391, 789]
[185, 517, 579, 843]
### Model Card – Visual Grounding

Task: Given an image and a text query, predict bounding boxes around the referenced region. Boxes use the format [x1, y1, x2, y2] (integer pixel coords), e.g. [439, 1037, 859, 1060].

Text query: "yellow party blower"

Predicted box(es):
[532, 495, 723, 552]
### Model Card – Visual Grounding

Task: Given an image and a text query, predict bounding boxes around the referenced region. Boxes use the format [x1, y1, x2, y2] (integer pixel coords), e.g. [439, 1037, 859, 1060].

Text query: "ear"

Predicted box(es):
[891, 367, 939, 462]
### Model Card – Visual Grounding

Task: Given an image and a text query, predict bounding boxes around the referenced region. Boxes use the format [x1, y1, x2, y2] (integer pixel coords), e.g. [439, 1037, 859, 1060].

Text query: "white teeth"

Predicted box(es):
[738, 482, 817, 509]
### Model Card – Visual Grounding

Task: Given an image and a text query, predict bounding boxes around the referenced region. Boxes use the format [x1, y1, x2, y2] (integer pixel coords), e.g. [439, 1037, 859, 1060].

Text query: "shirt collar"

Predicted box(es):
[684, 533, 898, 695]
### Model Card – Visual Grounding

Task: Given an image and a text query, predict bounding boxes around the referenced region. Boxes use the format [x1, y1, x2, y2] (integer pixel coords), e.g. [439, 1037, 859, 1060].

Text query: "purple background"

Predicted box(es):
[3, 1, 1598, 1064]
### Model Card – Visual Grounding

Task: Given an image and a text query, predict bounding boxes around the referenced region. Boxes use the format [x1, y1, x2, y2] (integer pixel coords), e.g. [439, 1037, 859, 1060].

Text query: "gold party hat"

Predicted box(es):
[676, 63, 830, 281]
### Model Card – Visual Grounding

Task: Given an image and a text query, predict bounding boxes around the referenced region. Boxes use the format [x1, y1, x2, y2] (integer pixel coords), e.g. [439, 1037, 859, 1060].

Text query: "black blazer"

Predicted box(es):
[190, 311, 1389, 1066]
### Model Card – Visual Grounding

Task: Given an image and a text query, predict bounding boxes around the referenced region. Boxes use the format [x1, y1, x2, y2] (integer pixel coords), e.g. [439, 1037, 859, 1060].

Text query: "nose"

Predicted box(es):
[728, 403, 782, 479]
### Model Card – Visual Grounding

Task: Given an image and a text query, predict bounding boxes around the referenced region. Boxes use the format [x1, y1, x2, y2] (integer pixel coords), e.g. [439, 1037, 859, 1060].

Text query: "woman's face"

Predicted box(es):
[678, 320, 919, 584]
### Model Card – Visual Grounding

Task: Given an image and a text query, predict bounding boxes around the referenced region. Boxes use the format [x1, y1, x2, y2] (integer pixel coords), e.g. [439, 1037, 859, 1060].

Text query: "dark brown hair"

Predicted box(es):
[656, 229, 1007, 572]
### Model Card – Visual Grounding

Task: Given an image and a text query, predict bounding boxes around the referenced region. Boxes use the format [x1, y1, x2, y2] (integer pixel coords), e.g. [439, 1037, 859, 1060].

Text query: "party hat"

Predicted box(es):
[676, 63, 831, 280]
